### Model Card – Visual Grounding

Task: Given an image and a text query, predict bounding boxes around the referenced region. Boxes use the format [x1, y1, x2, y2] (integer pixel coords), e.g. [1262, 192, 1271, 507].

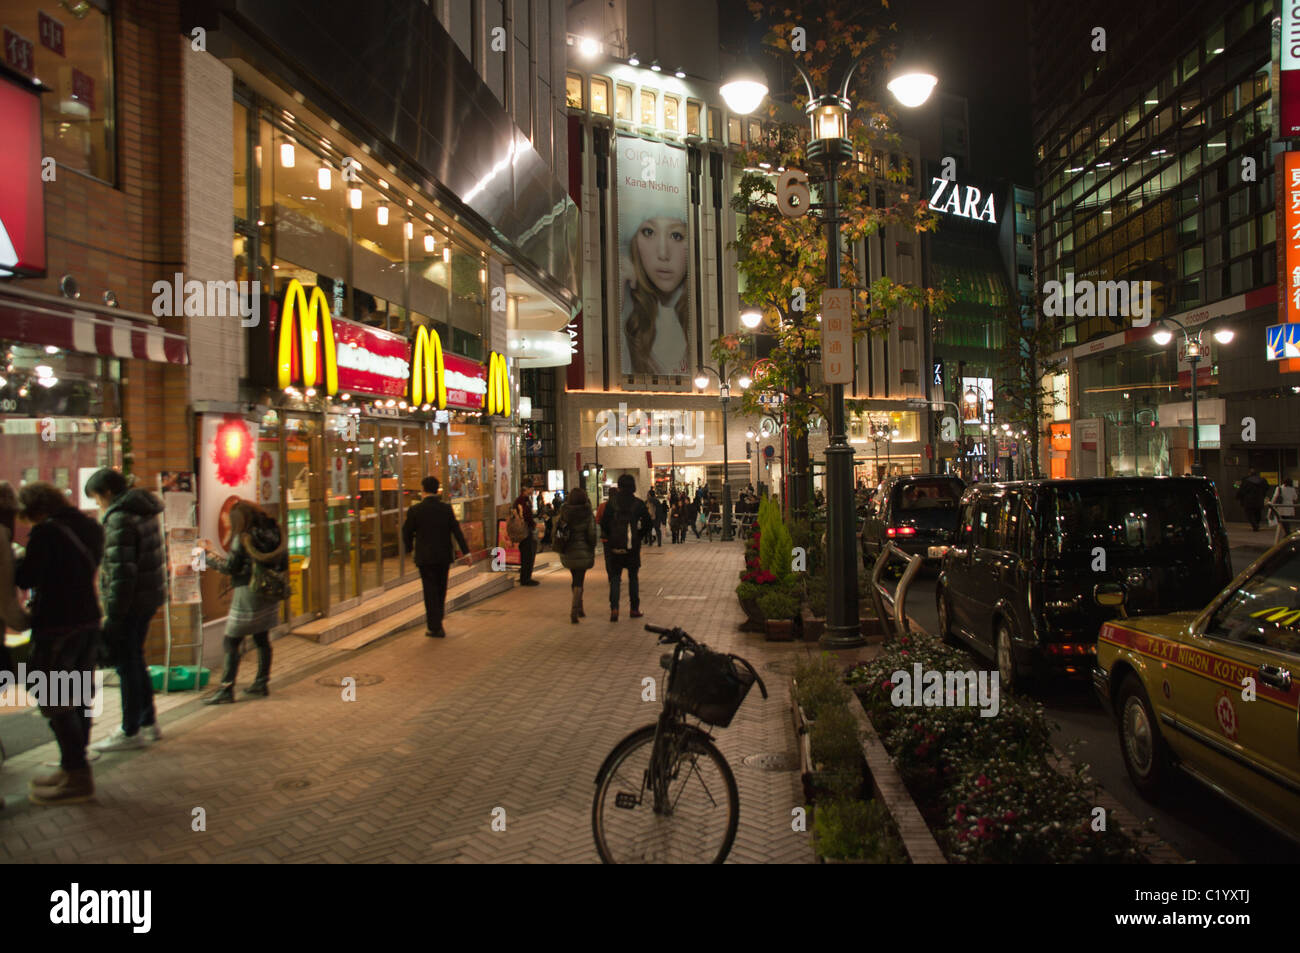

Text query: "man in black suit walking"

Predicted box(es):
[402, 476, 471, 638]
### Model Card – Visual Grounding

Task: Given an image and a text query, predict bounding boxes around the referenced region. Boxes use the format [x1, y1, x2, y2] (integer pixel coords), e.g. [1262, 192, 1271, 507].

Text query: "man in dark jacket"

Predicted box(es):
[84, 469, 167, 752]
[600, 474, 652, 621]
[16, 482, 104, 804]
[1236, 468, 1270, 531]
[402, 476, 470, 637]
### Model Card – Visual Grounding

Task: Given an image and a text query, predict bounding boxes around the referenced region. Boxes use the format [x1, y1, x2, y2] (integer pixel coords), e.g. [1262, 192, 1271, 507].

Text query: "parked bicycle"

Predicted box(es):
[592, 624, 767, 864]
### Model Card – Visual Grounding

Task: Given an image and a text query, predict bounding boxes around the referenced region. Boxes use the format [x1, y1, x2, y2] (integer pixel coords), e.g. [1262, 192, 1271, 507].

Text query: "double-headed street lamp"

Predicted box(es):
[721, 46, 937, 649]
[695, 362, 751, 540]
[963, 383, 994, 479]
[1151, 318, 1234, 477]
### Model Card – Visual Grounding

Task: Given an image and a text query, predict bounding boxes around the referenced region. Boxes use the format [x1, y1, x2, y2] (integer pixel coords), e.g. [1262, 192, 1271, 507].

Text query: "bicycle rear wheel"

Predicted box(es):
[592, 723, 739, 864]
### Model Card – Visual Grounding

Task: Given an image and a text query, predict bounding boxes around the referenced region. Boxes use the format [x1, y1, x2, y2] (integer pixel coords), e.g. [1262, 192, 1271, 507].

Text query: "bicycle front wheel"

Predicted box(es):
[592, 723, 739, 864]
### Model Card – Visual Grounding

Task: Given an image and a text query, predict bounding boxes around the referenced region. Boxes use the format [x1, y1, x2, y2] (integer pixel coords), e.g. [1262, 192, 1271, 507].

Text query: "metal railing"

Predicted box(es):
[869, 541, 923, 640]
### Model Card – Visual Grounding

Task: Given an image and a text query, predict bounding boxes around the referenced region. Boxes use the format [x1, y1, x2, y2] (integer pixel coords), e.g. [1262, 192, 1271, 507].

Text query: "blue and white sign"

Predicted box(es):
[1266, 323, 1300, 361]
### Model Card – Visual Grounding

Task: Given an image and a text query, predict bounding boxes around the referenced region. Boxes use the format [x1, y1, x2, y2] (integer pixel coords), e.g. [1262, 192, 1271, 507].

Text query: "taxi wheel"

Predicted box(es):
[1116, 676, 1171, 800]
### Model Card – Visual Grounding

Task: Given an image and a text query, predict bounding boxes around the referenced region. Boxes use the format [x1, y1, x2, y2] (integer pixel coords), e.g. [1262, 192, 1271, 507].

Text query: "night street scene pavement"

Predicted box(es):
[0, 0, 1295, 919]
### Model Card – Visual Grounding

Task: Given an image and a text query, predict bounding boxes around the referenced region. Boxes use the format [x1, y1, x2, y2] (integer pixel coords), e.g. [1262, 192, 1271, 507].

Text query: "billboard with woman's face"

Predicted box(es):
[617, 136, 691, 377]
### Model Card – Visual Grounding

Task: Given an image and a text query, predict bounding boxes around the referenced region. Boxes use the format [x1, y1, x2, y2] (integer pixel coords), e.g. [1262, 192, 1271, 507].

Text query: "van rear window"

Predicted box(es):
[1047, 485, 1212, 556]
[896, 481, 962, 511]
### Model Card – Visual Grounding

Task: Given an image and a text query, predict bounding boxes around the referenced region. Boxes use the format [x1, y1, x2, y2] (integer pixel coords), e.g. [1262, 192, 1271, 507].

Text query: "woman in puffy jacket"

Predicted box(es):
[555, 487, 598, 624]
[201, 500, 287, 703]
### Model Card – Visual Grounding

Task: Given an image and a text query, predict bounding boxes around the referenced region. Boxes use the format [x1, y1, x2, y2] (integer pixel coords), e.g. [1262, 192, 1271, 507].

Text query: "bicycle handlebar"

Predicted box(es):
[645, 624, 767, 700]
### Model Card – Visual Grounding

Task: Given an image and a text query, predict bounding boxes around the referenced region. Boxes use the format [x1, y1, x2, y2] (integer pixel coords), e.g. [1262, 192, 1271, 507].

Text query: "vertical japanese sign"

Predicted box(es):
[1284, 0, 1300, 138]
[1287, 152, 1300, 322]
[821, 289, 853, 384]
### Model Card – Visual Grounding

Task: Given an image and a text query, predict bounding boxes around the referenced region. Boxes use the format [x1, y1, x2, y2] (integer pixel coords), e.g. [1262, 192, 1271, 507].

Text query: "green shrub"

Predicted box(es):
[794, 653, 849, 721]
[757, 582, 800, 620]
[810, 703, 862, 798]
[805, 573, 828, 617]
[758, 497, 794, 580]
[814, 798, 909, 863]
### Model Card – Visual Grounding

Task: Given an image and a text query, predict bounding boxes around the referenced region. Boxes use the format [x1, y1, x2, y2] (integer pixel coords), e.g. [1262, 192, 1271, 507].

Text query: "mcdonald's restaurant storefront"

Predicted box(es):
[199, 279, 514, 627]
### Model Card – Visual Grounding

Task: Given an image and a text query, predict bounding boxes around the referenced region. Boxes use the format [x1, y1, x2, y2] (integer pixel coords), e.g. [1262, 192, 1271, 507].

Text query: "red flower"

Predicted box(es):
[1002, 810, 1017, 822]
[880, 680, 892, 691]
[976, 774, 990, 789]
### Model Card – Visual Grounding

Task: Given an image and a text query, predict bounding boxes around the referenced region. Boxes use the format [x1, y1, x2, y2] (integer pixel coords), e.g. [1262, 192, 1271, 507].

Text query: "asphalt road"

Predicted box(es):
[900, 561, 1300, 864]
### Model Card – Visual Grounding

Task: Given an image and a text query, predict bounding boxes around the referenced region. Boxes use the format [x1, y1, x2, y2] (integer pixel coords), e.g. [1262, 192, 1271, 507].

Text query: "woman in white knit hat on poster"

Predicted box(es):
[618, 139, 692, 377]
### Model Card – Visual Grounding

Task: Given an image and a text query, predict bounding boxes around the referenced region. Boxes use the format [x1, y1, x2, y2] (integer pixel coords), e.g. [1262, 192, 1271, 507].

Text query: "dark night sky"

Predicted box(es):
[718, 0, 1035, 183]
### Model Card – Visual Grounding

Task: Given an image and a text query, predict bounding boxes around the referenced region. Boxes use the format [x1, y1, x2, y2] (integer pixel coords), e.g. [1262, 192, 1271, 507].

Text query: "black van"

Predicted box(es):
[935, 477, 1232, 691]
[862, 475, 965, 568]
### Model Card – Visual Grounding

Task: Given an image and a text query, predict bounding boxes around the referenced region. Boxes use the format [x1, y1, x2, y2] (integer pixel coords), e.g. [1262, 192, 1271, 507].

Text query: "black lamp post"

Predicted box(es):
[721, 46, 936, 647]
[1152, 318, 1234, 477]
[696, 362, 751, 540]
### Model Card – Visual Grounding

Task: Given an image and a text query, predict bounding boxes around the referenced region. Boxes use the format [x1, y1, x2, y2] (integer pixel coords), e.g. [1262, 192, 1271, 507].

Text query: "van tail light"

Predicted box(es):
[887, 526, 916, 537]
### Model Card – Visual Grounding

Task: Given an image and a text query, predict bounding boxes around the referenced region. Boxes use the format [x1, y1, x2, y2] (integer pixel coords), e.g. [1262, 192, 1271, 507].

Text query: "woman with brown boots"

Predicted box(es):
[200, 500, 288, 703]
[554, 487, 597, 624]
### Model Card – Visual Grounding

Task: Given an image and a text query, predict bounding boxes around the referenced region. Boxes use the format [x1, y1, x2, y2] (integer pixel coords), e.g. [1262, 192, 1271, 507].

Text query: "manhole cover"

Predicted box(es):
[275, 779, 312, 791]
[742, 752, 799, 772]
[764, 659, 796, 676]
[315, 674, 384, 688]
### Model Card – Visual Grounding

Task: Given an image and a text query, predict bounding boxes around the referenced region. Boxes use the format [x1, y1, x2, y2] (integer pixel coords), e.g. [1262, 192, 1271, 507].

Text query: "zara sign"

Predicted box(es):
[928, 178, 997, 224]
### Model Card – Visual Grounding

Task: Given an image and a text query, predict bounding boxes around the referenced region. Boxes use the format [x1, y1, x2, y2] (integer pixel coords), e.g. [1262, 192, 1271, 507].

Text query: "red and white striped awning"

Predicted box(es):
[0, 293, 189, 365]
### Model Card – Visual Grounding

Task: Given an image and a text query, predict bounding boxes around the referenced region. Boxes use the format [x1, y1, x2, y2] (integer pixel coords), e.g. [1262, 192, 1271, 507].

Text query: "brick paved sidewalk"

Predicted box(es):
[0, 539, 820, 864]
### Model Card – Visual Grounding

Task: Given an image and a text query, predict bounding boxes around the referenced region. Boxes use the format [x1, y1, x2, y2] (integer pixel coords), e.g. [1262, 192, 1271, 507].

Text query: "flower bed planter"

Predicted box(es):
[738, 595, 766, 633]
[802, 615, 825, 643]
[765, 617, 796, 641]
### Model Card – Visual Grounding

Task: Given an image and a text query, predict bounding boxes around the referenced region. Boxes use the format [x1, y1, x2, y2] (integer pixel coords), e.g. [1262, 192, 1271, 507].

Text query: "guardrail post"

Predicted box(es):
[894, 551, 923, 636]
[870, 543, 893, 639]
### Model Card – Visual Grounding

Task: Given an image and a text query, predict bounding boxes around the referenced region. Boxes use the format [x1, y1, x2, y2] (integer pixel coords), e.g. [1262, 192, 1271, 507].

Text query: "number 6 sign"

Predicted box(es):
[776, 169, 811, 217]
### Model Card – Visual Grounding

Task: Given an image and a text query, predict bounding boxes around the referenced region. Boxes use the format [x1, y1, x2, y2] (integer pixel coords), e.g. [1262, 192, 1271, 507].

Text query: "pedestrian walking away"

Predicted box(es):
[1236, 468, 1270, 531]
[600, 474, 652, 621]
[402, 476, 471, 638]
[669, 495, 686, 543]
[201, 500, 288, 703]
[552, 486, 598, 623]
[15, 482, 105, 805]
[85, 468, 167, 753]
[513, 490, 540, 585]
[1272, 477, 1298, 535]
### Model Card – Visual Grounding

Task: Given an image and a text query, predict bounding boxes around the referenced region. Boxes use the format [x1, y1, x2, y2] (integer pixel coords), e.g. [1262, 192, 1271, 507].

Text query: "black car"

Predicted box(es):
[862, 475, 965, 569]
[935, 477, 1233, 691]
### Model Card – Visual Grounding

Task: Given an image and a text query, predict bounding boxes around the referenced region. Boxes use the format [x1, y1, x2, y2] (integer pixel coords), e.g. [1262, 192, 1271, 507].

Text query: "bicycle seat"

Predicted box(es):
[659, 653, 673, 670]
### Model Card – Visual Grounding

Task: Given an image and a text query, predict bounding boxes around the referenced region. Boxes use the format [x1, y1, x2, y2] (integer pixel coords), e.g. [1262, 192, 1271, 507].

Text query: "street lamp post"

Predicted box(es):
[696, 362, 749, 540]
[963, 383, 993, 480]
[1152, 318, 1234, 477]
[721, 47, 936, 648]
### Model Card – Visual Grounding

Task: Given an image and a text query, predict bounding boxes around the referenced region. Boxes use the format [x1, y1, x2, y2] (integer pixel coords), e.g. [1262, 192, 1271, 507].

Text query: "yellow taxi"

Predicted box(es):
[1093, 536, 1300, 843]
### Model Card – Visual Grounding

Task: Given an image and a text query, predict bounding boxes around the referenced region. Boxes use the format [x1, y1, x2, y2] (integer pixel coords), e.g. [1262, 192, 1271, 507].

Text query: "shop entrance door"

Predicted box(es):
[282, 414, 328, 620]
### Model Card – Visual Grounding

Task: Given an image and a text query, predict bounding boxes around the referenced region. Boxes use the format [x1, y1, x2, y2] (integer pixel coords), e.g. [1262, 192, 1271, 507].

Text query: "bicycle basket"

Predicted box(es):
[665, 647, 755, 728]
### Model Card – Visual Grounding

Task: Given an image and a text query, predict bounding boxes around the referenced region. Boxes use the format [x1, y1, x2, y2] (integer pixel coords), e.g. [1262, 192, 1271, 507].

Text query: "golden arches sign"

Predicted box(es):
[485, 351, 510, 416]
[276, 279, 338, 395]
[410, 325, 447, 409]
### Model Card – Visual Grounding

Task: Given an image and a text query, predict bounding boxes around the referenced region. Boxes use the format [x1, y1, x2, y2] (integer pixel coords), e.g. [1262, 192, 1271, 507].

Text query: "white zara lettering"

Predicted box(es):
[928, 178, 998, 224]
[335, 344, 410, 381]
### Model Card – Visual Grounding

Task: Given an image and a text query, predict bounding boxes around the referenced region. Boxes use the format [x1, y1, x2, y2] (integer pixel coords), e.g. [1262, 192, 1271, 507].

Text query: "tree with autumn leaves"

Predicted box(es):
[714, 0, 949, 508]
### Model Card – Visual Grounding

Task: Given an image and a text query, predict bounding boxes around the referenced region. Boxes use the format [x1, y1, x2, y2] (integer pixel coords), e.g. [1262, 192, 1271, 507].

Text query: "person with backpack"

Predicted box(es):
[553, 486, 597, 624]
[600, 474, 652, 621]
[16, 482, 105, 805]
[200, 500, 288, 703]
[84, 468, 167, 753]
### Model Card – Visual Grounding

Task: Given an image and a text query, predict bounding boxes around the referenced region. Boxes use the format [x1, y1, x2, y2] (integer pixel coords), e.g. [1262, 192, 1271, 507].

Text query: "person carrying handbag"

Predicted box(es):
[15, 482, 105, 805]
[201, 500, 287, 704]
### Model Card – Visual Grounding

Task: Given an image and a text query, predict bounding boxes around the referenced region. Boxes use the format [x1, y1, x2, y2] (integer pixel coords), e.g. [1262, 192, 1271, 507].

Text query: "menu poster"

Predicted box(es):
[158, 470, 196, 530]
[167, 527, 198, 569]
